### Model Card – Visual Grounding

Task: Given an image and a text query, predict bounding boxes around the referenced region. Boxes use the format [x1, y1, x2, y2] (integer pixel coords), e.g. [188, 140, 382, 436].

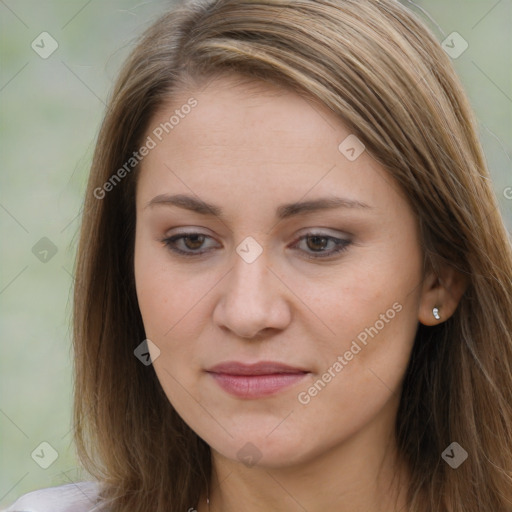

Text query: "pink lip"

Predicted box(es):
[206, 361, 310, 399]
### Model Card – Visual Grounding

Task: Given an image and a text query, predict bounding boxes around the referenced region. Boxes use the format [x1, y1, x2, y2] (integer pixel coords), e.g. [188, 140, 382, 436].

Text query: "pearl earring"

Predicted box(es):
[432, 307, 441, 320]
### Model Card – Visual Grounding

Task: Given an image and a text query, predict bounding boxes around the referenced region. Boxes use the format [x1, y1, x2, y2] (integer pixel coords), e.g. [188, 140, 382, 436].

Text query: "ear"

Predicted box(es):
[418, 263, 469, 326]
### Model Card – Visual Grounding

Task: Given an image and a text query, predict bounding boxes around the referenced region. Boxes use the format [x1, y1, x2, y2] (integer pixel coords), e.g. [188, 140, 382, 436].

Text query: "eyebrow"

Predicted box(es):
[144, 193, 372, 220]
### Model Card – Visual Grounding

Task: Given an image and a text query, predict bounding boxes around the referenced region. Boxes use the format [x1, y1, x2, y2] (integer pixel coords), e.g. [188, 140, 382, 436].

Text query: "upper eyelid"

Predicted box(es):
[164, 226, 350, 238]
[164, 230, 348, 242]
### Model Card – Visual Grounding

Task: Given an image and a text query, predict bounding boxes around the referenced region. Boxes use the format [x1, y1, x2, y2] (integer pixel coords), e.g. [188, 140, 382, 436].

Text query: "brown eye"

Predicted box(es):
[182, 234, 206, 250]
[306, 235, 330, 252]
[293, 233, 352, 259]
[162, 232, 218, 256]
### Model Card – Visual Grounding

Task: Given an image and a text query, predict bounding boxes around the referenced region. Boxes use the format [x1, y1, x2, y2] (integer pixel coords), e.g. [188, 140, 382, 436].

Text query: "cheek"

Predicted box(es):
[291, 283, 419, 454]
[134, 237, 168, 337]
[294, 242, 422, 345]
[134, 258, 211, 434]
[133, 240, 204, 405]
[295, 232, 423, 391]
[134, 231, 206, 339]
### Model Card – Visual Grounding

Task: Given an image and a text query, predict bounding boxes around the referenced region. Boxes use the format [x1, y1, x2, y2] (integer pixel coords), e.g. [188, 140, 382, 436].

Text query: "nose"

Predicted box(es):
[212, 248, 292, 340]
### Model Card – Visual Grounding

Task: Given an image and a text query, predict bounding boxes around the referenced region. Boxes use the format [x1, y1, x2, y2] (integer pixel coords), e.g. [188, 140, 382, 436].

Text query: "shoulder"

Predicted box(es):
[3, 481, 103, 512]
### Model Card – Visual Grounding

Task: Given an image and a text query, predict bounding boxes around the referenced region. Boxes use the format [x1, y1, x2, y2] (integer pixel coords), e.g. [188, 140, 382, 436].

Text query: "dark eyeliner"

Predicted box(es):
[161, 232, 352, 259]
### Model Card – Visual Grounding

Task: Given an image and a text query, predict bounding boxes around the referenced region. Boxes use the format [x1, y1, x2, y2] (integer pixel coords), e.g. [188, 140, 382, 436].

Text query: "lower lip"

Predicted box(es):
[208, 372, 308, 398]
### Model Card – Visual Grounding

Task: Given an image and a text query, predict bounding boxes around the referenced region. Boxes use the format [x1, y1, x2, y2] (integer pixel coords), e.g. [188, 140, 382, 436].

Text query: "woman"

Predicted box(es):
[6, 0, 512, 511]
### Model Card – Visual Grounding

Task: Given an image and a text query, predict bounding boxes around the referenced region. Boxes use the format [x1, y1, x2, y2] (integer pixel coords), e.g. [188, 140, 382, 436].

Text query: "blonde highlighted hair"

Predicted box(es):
[73, 1, 512, 510]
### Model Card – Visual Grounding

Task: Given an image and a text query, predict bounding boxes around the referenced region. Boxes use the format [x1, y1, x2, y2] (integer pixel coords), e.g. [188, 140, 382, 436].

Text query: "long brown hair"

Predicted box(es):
[72, 1, 512, 510]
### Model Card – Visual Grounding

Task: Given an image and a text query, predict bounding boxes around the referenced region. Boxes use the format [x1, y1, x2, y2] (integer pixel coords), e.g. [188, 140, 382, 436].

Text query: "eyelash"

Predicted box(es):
[161, 232, 352, 260]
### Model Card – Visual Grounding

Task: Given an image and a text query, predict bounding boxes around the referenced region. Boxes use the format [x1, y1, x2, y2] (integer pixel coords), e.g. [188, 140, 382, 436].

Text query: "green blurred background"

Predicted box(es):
[0, 0, 510, 507]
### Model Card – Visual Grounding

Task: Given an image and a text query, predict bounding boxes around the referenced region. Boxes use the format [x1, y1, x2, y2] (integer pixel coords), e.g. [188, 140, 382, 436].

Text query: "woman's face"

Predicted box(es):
[134, 74, 428, 468]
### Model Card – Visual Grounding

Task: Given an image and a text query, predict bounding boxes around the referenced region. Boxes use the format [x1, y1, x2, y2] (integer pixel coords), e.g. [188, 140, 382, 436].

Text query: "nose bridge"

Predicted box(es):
[229, 241, 273, 305]
[213, 239, 290, 337]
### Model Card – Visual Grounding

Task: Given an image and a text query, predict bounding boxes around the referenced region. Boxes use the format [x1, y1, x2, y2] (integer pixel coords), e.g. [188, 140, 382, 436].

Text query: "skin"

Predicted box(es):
[133, 74, 467, 512]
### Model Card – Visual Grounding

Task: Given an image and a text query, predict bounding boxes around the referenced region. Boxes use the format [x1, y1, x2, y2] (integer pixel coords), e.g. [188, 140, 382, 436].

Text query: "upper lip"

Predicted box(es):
[206, 361, 310, 376]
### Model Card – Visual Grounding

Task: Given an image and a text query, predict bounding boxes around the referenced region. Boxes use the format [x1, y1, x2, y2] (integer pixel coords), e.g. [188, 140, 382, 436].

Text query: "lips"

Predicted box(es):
[207, 361, 309, 375]
[206, 361, 310, 398]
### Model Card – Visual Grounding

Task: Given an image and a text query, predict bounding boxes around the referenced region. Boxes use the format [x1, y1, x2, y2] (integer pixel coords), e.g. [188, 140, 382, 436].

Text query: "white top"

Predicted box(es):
[2, 481, 103, 512]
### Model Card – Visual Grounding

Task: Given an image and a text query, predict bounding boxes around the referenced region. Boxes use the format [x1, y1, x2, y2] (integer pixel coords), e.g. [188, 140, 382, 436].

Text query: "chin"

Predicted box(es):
[201, 421, 321, 469]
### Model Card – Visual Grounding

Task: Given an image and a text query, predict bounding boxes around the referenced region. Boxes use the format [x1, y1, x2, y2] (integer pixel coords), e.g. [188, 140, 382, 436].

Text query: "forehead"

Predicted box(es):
[171, 74, 339, 145]
[141, 74, 343, 174]
[136, 74, 406, 219]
